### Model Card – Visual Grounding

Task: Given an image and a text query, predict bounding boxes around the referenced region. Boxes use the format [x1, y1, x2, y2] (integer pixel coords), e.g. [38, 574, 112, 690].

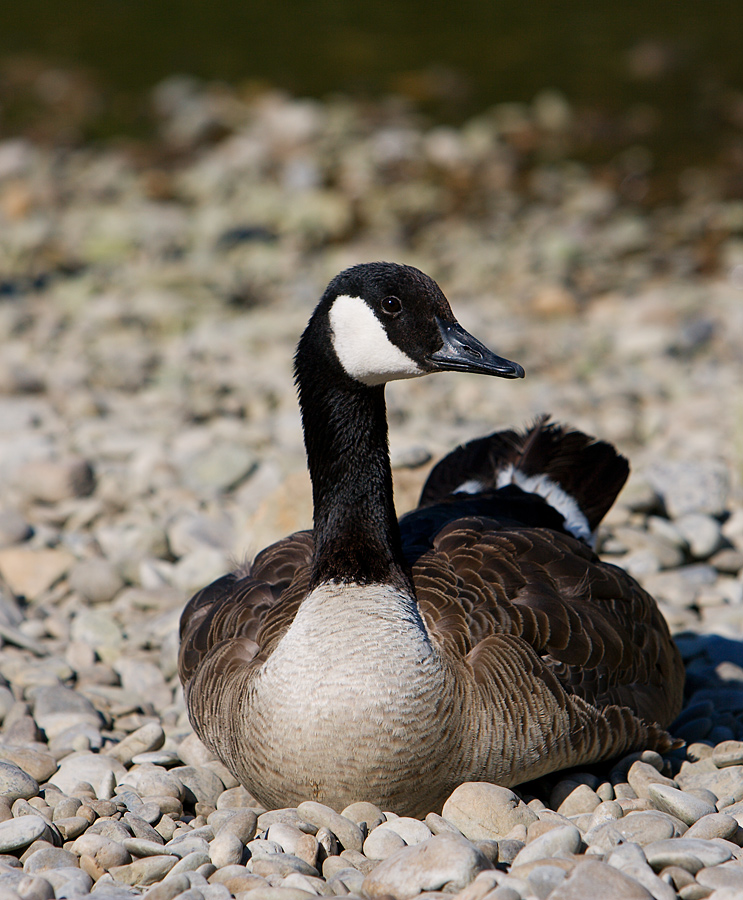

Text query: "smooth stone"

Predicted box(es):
[511, 825, 582, 867]
[645, 460, 729, 518]
[0, 510, 32, 547]
[30, 683, 103, 739]
[341, 802, 385, 832]
[109, 855, 178, 886]
[626, 762, 677, 799]
[69, 558, 124, 606]
[646, 783, 717, 825]
[363, 827, 407, 860]
[122, 838, 169, 857]
[107, 722, 166, 766]
[362, 835, 494, 899]
[49, 752, 125, 798]
[169, 766, 224, 808]
[141, 875, 192, 900]
[0, 817, 48, 852]
[556, 785, 602, 817]
[675, 514, 724, 559]
[115, 659, 173, 712]
[696, 861, 743, 890]
[606, 843, 677, 900]
[327, 866, 366, 894]
[266, 823, 306, 856]
[379, 817, 433, 846]
[14, 458, 95, 503]
[644, 838, 734, 873]
[712, 741, 743, 768]
[549, 858, 654, 899]
[40, 867, 93, 896]
[167, 850, 212, 875]
[0, 546, 76, 601]
[209, 830, 244, 868]
[295, 801, 363, 852]
[70, 607, 125, 655]
[441, 782, 538, 841]
[22, 847, 78, 873]
[237, 889, 315, 900]
[424, 814, 463, 837]
[257, 810, 317, 835]
[0, 762, 39, 802]
[684, 814, 740, 841]
[215, 810, 258, 844]
[250, 854, 320, 879]
[216, 785, 258, 809]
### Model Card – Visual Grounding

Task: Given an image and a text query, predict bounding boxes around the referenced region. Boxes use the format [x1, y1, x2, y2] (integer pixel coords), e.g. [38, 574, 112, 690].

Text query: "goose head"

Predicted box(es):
[296, 262, 525, 389]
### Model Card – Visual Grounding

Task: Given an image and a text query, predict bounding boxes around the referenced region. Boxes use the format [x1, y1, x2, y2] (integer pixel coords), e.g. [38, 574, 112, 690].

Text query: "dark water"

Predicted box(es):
[1, 0, 742, 167]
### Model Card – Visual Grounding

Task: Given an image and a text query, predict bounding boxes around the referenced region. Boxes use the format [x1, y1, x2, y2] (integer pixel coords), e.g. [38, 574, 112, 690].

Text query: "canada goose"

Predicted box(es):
[178, 261, 684, 817]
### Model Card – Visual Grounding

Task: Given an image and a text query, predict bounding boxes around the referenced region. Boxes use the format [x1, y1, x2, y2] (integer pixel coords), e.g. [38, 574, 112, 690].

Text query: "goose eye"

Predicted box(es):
[380, 296, 402, 316]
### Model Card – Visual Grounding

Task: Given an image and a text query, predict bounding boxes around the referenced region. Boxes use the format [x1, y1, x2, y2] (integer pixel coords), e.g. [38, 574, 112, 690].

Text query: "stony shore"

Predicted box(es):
[0, 83, 742, 899]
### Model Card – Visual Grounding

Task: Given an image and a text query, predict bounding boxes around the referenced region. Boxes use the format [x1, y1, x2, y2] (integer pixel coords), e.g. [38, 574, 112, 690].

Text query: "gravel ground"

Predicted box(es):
[0, 83, 742, 900]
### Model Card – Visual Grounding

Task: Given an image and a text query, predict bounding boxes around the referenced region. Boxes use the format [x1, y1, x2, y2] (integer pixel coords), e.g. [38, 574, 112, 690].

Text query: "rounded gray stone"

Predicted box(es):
[69, 557, 124, 604]
[362, 834, 494, 899]
[209, 829, 244, 868]
[643, 837, 733, 873]
[549, 858, 654, 899]
[441, 782, 538, 841]
[296, 800, 363, 852]
[684, 813, 740, 841]
[169, 766, 224, 808]
[341, 801, 386, 832]
[0, 761, 39, 802]
[511, 824, 582, 867]
[109, 855, 178, 886]
[712, 740, 743, 768]
[646, 783, 716, 825]
[0, 816, 48, 852]
[363, 825, 407, 860]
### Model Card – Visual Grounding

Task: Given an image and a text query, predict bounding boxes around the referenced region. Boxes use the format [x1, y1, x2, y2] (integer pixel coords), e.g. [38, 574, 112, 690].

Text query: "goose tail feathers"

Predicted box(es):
[419, 415, 630, 542]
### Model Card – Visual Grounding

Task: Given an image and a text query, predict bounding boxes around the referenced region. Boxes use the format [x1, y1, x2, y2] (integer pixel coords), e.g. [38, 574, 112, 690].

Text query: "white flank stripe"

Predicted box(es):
[495, 464, 595, 545]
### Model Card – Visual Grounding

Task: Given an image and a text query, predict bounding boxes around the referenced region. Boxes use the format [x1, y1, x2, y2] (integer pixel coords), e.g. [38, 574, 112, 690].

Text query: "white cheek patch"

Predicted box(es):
[329, 294, 423, 386]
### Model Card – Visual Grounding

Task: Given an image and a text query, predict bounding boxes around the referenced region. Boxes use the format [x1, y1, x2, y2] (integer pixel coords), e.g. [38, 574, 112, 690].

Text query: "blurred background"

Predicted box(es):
[2, 0, 743, 193]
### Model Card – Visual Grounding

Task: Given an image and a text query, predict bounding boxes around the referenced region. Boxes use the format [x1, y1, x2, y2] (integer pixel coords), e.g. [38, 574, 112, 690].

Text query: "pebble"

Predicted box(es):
[13, 458, 95, 504]
[363, 826, 407, 860]
[644, 838, 734, 873]
[69, 558, 124, 604]
[441, 783, 538, 841]
[109, 856, 178, 886]
[712, 741, 743, 768]
[0, 546, 76, 601]
[295, 802, 363, 853]
[0, 817, 48, 852]
[106, 722, 166, 766]
[49, 752, 125, 798]
[0, 763, 39, 804]
[0, 510, 32, 547]
[209, 830, 245, 868]
[549, 858, 654, 899]
[684, 814, 740, 841]
[511, 824, 582, 867]
[646, 784, 717, 825]
[362, 835, 493, 898]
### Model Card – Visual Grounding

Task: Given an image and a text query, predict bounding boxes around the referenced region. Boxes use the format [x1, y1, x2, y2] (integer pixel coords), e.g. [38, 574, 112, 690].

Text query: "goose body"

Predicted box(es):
[178, 262, 684, 816]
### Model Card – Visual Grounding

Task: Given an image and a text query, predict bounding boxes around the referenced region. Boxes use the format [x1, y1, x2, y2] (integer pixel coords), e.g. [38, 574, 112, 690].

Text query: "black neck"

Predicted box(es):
[296, 345, 410, 590]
